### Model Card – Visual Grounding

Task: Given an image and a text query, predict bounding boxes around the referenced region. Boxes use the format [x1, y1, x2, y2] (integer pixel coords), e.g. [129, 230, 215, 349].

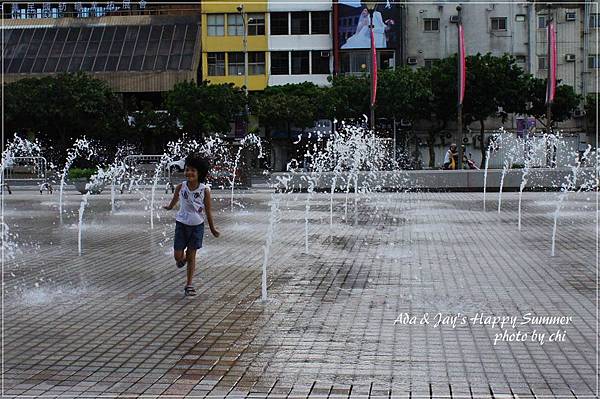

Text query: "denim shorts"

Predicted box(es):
[174, 221, 204, 251]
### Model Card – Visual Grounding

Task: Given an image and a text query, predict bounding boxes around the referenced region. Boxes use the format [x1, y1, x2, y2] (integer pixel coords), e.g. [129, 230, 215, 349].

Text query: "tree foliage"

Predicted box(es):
[377, 67, 431, 122]
[526, 77, 581, 125]
[250, 83, 320, 137]
[164, 80, 246, 140]
[326, 74, 370, 120]
[3, 72, 128, 154]
[129, 101, 180, 153]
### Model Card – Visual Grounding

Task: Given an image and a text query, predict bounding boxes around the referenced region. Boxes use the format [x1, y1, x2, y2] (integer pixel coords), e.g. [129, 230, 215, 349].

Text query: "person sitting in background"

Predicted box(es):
[443, 143, 457, 170]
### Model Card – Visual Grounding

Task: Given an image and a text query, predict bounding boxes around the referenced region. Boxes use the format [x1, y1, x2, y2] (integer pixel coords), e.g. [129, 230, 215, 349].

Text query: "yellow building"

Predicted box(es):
[201, 1, 268, 91]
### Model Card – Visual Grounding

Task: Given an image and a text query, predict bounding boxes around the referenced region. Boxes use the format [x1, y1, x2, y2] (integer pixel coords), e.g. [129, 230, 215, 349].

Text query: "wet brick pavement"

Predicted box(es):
[2, 188, 597, 398]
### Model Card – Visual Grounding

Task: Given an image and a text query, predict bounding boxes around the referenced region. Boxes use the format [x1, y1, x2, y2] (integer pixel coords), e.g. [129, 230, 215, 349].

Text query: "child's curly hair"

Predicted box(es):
[185, 155, 210, 183]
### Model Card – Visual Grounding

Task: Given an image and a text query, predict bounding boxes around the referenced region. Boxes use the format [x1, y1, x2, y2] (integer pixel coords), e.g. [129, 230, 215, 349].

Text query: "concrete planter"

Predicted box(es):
[72, 178, 105, 195]
[271, 167, 597, 192]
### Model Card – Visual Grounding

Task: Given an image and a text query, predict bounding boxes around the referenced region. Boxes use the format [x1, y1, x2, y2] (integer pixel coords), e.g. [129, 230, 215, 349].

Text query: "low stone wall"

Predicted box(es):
[271, 168, 597, 192]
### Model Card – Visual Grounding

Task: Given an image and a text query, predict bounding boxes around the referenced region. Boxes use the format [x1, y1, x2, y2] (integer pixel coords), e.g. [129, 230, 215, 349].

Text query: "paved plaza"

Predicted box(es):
[2, 187, 597, 398]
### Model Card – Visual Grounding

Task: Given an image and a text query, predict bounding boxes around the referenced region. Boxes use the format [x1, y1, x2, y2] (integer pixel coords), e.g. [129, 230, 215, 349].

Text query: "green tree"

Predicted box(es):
[425, 57, 457, 167]
[462, 53, 529, 167]
[525, 76, 581, 127]
[4, 72, 128, 156]
[424, 54, 532, 167]
[326, 74, 370, 121]
[165, 81, 246, 140]
[129, 101, 180, 153]
[378, 67, 431, 123]
[250, 84, 318, 139]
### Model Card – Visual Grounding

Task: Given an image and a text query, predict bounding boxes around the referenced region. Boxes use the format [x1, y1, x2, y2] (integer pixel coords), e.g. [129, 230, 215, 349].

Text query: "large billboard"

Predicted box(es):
[338, 1, 400, 50]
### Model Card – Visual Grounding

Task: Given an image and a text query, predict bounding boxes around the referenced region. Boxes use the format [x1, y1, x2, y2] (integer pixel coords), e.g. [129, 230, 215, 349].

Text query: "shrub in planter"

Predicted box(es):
[69, 168, 105, 194]
[68, 168, 96, 180]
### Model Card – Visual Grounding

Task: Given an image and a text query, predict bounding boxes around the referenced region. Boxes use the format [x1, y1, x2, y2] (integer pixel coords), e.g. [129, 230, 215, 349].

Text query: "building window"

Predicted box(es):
[588, 55, 599, 69]
[311, 50, 330, 74]
[249, 52, 265, 75]
[291, 50, 309, 74]
[207, 14, 225, 36]
[291, 12, 309, 34]
[248, 13, 265, 35]
[271, 12, 289, 35]
[424, 18, 439, 32]
[228, 52, 245, 76]
[424, 58, 439, 69]
[207, 52, 225, 76]
[311, 11, 330, 34]
[565, 11, 576, 21]
[228, 14, 243, 36]
[590, 13, 600, 28]
[515, 55, 526, 63]
[491, 17, 507, 31]
[538, 55, 547, 70]
[380, 51, 395, 69]
[271, 51, 289, 75]
[537, 15, 547, 29]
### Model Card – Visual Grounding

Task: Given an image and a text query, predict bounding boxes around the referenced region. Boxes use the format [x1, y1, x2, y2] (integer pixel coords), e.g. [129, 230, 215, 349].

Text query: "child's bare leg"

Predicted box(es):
[174, 250, 185, 263]
[186, 249, 197, 286]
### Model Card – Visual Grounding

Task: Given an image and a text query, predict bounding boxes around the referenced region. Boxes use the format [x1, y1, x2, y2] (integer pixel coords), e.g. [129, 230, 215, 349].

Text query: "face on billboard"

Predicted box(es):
[338, 1, 399, 50]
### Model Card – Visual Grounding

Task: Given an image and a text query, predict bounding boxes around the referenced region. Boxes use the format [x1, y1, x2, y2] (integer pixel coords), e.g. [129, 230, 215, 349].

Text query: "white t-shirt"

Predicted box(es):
[444, 150, 453, 164]
[175, 181, 207, 226]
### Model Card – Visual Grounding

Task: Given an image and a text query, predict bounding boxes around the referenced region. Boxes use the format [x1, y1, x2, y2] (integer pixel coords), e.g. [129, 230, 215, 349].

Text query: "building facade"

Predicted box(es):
[2, 2, 202, 103]
[200, 0, 334, 90]
[3, 2, 596, 170]
[532, 3, 598, 98]
[268, 0, 333, 86]
[402, 1, 597, 168]
[403, 1, 598, 97]
[333, 0, 402, 75]
[200, 0, 268, 91]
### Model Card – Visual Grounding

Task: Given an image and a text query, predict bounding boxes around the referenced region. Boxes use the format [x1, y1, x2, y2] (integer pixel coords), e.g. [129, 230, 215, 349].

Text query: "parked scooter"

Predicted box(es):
[463, 151, 479, 170]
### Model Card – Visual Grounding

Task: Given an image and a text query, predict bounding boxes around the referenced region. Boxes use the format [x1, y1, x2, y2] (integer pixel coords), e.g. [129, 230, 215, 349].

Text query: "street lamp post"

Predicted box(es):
[456, 5, 463, 170]
[237, 4, 250, 138]
[237, 5, 249, 97]
[365, 1, 377, 131]
[546, 8, 554, 136]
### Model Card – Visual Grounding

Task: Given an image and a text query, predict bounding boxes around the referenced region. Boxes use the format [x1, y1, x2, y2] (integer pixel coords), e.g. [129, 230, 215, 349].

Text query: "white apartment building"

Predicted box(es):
[403, 2, 597, 168]
[404, 1, 598, 97]
[533, 3, 598, 98]
[267, 0, 333, 86]
[405, 2, 530, 71]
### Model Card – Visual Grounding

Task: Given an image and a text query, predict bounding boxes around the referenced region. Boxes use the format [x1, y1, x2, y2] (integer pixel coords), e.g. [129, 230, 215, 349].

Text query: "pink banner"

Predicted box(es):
[371, 27, 377, 107]
[458, 24, 466, 105]
[546, 21, 557, 104]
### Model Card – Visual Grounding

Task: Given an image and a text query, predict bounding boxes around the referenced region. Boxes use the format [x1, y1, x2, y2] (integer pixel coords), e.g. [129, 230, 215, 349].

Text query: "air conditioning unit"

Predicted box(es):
[449, 15, 460, 23]
[406, 57, 418, 65]
[565, 54, 576, 62]
[320, 51, 330, 57]
[565, 11, 576, 21]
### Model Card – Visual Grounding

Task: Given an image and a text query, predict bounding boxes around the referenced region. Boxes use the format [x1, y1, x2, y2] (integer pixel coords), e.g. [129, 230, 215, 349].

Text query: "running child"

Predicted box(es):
[163, 155, 220, 297]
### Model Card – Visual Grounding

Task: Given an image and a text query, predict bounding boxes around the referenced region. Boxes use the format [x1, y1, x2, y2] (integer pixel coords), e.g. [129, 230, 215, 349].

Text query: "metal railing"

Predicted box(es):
[3, 156, 48, 182]
[2, 156, 52, 194]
